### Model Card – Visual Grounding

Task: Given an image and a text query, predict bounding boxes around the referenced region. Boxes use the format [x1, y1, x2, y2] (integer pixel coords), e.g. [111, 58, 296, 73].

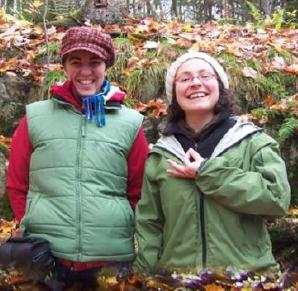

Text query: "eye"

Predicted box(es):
[179, 77, 191, 83]
[91, 60, 104, 66]
[200, 73, 214, 80]
[69, 60, 81, 66]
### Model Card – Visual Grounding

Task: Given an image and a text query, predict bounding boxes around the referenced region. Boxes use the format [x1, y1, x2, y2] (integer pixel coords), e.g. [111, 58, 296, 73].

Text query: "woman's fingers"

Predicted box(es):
[166, 149, 205, 179]
[166, 159, 196, 178]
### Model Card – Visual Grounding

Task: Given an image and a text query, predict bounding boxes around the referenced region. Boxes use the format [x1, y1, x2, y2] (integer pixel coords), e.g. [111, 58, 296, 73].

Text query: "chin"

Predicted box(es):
[78, 91, 96, 97]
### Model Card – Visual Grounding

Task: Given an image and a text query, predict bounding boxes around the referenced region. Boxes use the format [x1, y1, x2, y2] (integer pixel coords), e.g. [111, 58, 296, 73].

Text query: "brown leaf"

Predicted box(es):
[127, 56, 139, 68]
[264, 95, 275, 107]
[284, 64, 298, 75]
[176, 38, 192, 49]
[205, 283, 225, 291]
[242, 66, 259, 79]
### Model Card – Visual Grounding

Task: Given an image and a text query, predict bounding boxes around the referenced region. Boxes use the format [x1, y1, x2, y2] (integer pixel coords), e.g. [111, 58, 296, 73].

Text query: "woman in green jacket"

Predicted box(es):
[134, 51, 291, 274]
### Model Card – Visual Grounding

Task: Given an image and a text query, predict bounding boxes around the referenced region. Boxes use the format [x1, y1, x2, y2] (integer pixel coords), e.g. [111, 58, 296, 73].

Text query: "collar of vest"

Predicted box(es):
[52, 97, 122, 112]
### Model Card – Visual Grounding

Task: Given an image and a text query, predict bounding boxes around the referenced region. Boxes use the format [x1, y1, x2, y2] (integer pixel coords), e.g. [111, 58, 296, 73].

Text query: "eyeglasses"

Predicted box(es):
[176, 73, 217, 84]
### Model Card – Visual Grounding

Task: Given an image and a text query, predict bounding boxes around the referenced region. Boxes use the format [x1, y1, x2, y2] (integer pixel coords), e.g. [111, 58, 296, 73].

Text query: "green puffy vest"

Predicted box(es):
[21, 99, 143, 262]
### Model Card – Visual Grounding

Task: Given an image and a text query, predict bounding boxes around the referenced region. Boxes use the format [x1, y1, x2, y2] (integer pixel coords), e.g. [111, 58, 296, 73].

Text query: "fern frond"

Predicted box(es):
[278, 117, 298, 144]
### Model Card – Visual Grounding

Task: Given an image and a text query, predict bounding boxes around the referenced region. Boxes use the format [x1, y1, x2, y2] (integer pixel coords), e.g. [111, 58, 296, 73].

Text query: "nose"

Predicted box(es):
[80, 65, 92, 75]
[190, 76, 203, 85]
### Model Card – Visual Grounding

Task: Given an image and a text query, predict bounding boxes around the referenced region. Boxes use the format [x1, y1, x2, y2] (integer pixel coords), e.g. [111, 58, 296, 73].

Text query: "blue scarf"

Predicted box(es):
[82, 80, 111, 127]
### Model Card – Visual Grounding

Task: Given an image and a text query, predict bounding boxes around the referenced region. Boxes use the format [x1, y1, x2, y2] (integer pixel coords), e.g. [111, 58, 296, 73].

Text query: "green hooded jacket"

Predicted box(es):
[135, 117, 290, 273]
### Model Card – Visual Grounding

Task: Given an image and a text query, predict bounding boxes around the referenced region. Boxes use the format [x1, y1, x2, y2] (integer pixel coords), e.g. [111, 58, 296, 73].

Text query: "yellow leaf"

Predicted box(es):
[183, 23, 193, 33]
[32, 0, 43, 8]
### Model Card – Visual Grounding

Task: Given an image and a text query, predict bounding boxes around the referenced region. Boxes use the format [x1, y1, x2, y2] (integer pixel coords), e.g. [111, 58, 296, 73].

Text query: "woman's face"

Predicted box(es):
[63, 50, 106, 96]
[175, 58, 219, 117]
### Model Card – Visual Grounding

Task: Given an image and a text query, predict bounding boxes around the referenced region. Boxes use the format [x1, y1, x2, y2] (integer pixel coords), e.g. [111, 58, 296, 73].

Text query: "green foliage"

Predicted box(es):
[272, 9, 297, 29]
[216, 18, 240, 25]
[247, 1, 297, 29]
[126, 68, 142, 99]
[42, 69, 66, 99]
[0, 144, 8, 159]
[108, 37, 168, 103]
[278, 118, 298, 144]
[37, 43, 59, 58]
[0, 192, 13, 220]
[247, 1, 263, 27]
[12, 1, 44, 24]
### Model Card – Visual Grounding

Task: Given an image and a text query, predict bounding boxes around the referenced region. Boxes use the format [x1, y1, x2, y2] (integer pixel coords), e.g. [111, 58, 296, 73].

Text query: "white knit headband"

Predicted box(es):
[165, 51, 229, 102]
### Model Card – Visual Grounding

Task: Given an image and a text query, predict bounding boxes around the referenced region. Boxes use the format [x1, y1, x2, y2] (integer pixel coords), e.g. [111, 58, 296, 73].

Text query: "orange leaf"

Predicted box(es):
[127, 56, 139, 67]
[264, 95, 275, 107]
[284, 64, 298, 75]
[147, 99, 167, 118]
[176, 38, 192, 49]
[205, 283, 225, 291]
[134, 102, 147, 113]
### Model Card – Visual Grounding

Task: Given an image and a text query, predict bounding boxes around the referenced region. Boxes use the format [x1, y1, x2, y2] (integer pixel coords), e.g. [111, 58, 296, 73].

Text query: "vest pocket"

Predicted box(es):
[116, 198, 134, 227]
[21, 193, 41, 230]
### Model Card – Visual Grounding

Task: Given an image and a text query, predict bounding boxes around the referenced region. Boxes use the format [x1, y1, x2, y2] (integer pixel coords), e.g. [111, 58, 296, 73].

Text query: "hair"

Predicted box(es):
[167, 79, 236, 123]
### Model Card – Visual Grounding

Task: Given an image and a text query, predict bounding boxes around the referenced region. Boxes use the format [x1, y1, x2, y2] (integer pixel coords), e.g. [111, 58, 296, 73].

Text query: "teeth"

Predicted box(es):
[79, 80, 93, 85]
[189, 92, 206, 99]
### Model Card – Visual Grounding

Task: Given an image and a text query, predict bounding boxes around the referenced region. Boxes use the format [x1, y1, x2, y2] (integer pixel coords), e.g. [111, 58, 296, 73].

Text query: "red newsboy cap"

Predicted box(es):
[60, 26, 115, 68]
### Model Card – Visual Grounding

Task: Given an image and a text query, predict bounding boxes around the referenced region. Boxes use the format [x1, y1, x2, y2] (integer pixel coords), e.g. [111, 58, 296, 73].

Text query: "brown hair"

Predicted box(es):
[167, 79, 236, 123]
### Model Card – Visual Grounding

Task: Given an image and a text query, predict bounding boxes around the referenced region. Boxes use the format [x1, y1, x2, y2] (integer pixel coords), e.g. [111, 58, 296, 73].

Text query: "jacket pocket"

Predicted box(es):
[21, 193, 41, 230]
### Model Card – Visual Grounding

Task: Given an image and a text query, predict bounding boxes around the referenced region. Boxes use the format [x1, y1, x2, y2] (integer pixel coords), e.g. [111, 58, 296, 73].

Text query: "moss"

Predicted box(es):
[0, 143, 8, 159]
[0, 192, 12, 220]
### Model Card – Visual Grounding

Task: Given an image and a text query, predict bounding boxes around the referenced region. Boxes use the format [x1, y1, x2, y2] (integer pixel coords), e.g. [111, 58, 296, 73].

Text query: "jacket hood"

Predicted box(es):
[154, 117, 262, 161]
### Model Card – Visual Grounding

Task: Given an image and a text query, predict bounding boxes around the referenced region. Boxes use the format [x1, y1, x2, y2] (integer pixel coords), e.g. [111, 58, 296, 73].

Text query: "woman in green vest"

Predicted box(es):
[134, 51, 290, 274]
[6, 26, 148, 290]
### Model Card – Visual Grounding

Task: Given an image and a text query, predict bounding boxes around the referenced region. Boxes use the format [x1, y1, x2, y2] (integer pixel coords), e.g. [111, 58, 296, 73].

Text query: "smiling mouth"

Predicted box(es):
[78, 80, 94, 86]
[188, 92, 207, 99]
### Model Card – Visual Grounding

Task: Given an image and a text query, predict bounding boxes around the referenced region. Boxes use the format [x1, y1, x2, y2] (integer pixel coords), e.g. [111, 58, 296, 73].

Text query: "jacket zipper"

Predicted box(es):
[200, 195, 207, 267]
[195, 143, 207, 267]
[75, 116, 86, 260]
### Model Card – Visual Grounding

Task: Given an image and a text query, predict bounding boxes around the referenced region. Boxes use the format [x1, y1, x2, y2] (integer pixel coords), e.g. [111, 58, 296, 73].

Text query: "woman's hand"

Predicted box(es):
[166, 148, 205, 179]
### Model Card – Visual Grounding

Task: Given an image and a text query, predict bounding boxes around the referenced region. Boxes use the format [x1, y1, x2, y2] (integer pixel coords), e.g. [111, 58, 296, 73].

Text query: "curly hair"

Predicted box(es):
[167, 79, 236, 123]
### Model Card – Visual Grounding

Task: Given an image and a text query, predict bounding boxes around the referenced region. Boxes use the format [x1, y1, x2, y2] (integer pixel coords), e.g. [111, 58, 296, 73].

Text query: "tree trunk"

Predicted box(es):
[171, 0, 177, 18]
[260, 0, 272, 15]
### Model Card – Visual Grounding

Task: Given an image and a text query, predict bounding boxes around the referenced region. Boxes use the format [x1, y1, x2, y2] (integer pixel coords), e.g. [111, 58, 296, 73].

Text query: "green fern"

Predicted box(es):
[278, 117, 298, 144]
[42, 69, 66, 99]
[247, 1, 263, 27]
[272, 9, 285, 30]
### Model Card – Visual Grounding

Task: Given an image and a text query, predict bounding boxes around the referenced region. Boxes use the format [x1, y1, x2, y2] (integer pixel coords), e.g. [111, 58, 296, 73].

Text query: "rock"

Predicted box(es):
[0, 74, 39, 136]
[0, 151, 6, 198]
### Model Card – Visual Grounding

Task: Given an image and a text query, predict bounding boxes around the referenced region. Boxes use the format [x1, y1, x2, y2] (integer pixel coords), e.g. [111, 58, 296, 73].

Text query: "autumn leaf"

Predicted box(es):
[134, 102, 147, 113]
[264, 95, 275, 108]
[146, 99, 167, 118]
[167, 20, 182, 34]
[270, 101, 288, 111]
[103, 24, 122, 34]
[176, 38, 192, 49]
[143, 40, 159, 49]
[284, 64, 298, 75]
[127, 56, 139, 68]
[242, 66, 259, 79]
[205, 283, 224, 291]
[183, 24, 193, 33]
[32, 0, 43, 8]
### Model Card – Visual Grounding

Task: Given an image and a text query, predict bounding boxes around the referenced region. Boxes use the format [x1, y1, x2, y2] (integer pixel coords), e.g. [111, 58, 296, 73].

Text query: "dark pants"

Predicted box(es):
[44, 261, 132, 291]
